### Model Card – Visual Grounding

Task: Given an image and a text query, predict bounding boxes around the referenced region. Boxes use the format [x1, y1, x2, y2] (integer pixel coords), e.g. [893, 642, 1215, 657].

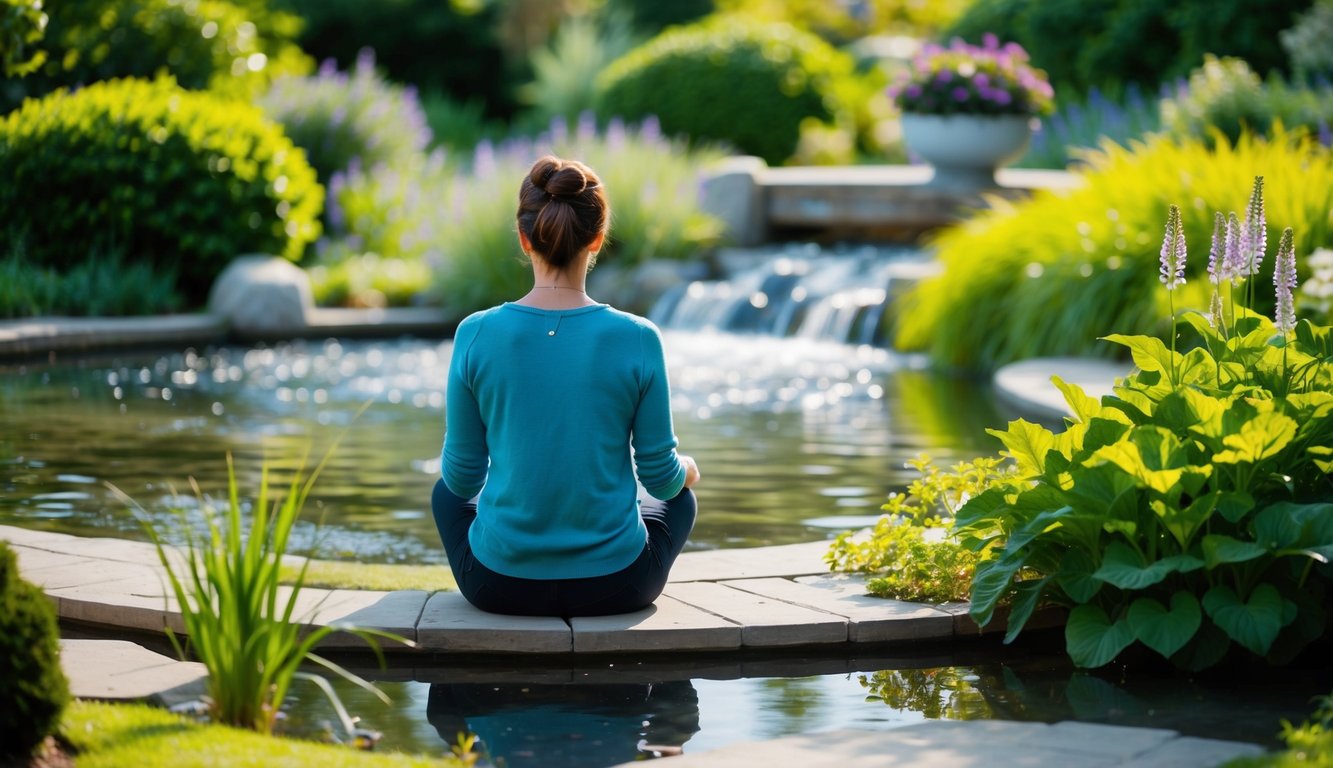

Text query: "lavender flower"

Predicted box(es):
[1207, 211, 1224, 285]
[1159, 204, 1187, 290]
[1224, 212, 1244, 283]
[1243, 176, 1266, 277]
[1274, 226, 1298, 333]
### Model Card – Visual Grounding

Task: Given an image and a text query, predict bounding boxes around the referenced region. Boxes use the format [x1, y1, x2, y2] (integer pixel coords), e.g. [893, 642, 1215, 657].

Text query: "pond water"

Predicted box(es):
[0, 331, 1003, 560]
[273, 641, 1332, 767]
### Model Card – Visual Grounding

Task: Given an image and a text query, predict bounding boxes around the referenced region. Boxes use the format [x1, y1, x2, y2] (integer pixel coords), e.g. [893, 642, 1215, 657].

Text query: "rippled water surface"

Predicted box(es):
[1, 332, 1005, 561]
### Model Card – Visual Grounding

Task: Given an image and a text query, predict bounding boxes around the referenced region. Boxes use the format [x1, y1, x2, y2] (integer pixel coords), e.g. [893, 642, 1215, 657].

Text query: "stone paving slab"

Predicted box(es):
[668, 540, 830, 583]
[725, 575, 955, 643]
[570, 595, 742, 653]
[60, 639, 207, 707]
[0, 314, 227, 359]
[664, 580, 848, 646]
[417, 591, 571, 653]
[301, 589, 428, 650]
[993, 356, 1125, 423]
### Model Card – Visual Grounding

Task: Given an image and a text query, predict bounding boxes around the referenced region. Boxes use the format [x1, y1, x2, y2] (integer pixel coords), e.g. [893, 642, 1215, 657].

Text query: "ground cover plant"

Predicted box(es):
[952, 179, 1333, 670]
[0, 540, 69, 764]
[57, 700, 470, 768]
[897, 127, 1333, 372]
[111, 442, 410, 736]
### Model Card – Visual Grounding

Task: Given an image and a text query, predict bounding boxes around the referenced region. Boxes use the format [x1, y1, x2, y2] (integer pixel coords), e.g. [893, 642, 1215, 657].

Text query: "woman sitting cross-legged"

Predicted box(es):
[431, 154, 701, 617]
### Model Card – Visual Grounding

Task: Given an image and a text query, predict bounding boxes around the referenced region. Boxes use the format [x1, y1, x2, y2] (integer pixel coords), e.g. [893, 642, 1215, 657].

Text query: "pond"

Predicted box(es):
[0, 331, 1004, 560]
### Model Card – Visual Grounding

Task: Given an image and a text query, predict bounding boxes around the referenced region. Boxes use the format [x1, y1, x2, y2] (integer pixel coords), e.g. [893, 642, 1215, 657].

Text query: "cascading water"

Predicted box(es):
[648, 243, 939, 345]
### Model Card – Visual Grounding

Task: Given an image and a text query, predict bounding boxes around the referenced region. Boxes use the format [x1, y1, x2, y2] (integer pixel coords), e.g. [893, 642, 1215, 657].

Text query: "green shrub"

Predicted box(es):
[597, 19, 862, 164]
[518, 12, 637, 129]
[0, 541, 70, 762]
[1229, 693, 1333, 767]
[258, 50, 433, 185]
[1, 0, 47, 78]
[897, 128, 1333, 372]
[0, 77, 322, 305]
[0, 0, 309, 111]
[953, 190, 1333, 670]
[947, 0, 1315, 96]
[1161, 55, 1333, 146]
[714, 0, 974, 42]
[272, 0, 511, 118]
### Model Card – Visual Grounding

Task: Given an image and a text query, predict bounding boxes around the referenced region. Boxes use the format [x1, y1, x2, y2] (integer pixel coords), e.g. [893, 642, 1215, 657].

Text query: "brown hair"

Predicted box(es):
[516, 155, 609, 271]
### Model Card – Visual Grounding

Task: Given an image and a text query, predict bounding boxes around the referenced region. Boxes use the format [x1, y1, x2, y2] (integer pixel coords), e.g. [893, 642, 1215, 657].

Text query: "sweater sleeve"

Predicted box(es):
[441, 316, 489, 498]
[631, 323, 686, 500]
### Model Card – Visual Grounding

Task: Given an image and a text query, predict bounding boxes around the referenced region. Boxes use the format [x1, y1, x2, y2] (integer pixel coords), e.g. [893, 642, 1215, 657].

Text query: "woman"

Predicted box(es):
[432, 155, 701, 617]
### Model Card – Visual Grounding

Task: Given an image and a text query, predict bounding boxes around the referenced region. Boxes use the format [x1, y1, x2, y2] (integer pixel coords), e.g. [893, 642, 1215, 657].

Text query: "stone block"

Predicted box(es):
[417, 592, 571, 653]
[307, 589, 428, 650]
[571, 595, 741, 653]
[700, 156, 768, 246]
[208, 254, 313, 337]
[663, 581, 846, 646]
[669, 540, 831, 583]
[724, 575, 953, 643]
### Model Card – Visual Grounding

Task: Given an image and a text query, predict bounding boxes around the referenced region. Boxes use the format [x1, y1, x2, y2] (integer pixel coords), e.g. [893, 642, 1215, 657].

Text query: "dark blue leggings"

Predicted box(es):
[430, 478, 697, 617]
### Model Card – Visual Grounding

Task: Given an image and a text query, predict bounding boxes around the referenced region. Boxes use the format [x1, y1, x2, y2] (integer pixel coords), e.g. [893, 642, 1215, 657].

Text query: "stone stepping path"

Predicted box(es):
[3, 524, 1001, 655]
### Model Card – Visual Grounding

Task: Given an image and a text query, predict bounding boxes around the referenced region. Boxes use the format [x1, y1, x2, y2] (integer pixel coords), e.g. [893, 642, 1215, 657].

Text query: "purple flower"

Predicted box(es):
[1224, 212, 1244, 283]
[1159, 204, 1187, 290]
[1207, 211, 1224, 285]
[1243, 176, 1266, 276]
[952, 86, 970, 102]
[1274, 226, 1297, 333]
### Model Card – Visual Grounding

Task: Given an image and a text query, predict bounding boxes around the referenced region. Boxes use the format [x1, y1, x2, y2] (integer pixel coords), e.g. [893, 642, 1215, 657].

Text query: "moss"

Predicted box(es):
[280, 560, 457, 593]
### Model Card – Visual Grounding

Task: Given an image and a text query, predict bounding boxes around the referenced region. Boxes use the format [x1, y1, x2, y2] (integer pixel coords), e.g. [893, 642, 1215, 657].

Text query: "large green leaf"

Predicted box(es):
[1127, 591, 1202, 659]
[1201, 534, 1268, 568]
[1052, 375, 1104, 424]
[1093, 541, 1205, 589]
[968, 557, 1022, 629]
[1254, 504, 1306, 550]
[952, 486, 1014, 535]
[1201, 583, 1285, 656]
[1212, 412, 1298, 464]
[988, 419, 1056, 476]
[1065, 604, 1136, 668]
[1215, 491, 1256, 524]
[1055, 548, 1102, 603]
[1311, 445, 1333, 474]
[1169, 618, 1232, 672]
[1003, 577, 1048, 645]
[1103, 333, 1176, 375]
[1155, 492, 1215, 549]
[1093, 427, 1189, 495]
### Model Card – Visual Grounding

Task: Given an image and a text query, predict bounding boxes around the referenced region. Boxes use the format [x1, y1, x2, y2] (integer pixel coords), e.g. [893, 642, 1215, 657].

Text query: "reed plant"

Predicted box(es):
[111, 442, 410, 736]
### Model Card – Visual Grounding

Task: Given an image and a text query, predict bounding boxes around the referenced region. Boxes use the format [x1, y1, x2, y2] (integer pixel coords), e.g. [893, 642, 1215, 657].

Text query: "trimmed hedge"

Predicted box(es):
[0, 541, 69, 762]
[597, 19, 860, 164]
[0, 77, 322, 304]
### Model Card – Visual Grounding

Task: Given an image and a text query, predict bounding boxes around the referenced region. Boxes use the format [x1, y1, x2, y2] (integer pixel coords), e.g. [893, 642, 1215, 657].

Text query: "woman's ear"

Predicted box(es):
[587, 231, 605, 254]
[517, 230, 533, 256]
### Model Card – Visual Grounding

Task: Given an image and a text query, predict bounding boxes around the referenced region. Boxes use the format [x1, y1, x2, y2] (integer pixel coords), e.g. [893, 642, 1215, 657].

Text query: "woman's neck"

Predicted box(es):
[516, 260, 596, 309]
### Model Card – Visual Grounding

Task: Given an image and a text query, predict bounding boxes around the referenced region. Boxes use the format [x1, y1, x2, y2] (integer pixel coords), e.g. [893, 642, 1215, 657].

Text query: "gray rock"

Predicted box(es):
[208, 254, 313, 336]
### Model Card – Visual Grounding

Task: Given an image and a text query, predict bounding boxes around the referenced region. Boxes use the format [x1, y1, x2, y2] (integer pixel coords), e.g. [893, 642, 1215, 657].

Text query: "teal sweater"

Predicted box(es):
[441, 303, 687, 580]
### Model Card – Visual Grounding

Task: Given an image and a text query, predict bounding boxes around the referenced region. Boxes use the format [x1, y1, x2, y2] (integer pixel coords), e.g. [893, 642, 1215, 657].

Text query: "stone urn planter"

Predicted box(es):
[900, 113, 1034, 189]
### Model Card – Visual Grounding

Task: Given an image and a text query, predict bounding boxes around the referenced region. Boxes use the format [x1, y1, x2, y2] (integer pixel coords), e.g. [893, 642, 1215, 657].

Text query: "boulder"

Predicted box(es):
[207, 255, 313, 337]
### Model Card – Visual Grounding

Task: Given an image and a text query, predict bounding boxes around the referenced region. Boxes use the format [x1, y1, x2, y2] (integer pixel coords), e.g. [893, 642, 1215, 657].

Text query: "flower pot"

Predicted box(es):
[900, 113, 1034, 189]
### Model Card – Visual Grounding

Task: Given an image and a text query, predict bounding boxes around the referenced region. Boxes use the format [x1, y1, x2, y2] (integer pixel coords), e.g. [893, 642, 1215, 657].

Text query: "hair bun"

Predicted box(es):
[544, 166, 589, 199]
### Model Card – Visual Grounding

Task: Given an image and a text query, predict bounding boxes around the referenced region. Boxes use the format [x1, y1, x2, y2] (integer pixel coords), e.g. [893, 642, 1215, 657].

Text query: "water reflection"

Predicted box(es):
[0, 334, 1005, 561]
[426, 681, 700, 768]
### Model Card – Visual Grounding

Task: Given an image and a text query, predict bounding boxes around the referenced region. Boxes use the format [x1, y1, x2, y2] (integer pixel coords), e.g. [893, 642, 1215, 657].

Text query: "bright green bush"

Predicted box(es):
[258, 50, 433, 185]
[947, 0, 1316, 96]
[897, 128, 1333, 372]
[0, 77, 322, 305]
[1161, 55, 1333, 146]
[597, 19, 862, 164]
[0, 540, 70, 762]
[0, 0, 309, 111]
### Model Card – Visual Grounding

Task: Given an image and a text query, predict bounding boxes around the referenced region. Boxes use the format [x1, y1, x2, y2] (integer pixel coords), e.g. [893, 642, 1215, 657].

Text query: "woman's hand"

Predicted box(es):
[680, 454, 701, 488]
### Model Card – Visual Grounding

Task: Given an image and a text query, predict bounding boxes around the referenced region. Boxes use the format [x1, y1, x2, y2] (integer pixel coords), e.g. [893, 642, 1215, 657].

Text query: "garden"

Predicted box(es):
[2, 0, 1333, 765]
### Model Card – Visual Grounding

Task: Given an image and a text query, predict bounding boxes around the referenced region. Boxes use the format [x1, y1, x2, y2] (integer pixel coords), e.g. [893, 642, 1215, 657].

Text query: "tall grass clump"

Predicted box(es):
[111, 444, 409, 736]
[897, 127, 1333, 372]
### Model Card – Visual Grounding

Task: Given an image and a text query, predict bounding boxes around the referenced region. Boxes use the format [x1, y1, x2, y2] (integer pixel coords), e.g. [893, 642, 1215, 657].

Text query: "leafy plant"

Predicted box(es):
[1, 0, 46, 78]
[1282, 0, 1333, 84]
[597, 19, 863, 164]
[518, 11, 638, 128]
[953, 180, 1333, 670]
[0, 540, 69, 763]
[0, 76, 322, 305]
[897, 127, 1333, 372]
[826, 456, 1014, 602]
[110, 445, 411, 735]
[259, 50, 434, 185]
[0, 242, 182, 318]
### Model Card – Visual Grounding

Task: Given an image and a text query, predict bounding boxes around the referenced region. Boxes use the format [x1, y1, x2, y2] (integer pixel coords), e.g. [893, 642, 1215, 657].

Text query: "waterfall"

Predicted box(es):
[649, 244, 938, 346]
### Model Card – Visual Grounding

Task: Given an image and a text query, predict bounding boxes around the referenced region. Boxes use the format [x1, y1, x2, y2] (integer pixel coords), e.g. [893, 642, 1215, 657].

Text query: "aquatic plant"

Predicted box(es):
[954, 180, 1333, 669]
[111, 444, 410, 735]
